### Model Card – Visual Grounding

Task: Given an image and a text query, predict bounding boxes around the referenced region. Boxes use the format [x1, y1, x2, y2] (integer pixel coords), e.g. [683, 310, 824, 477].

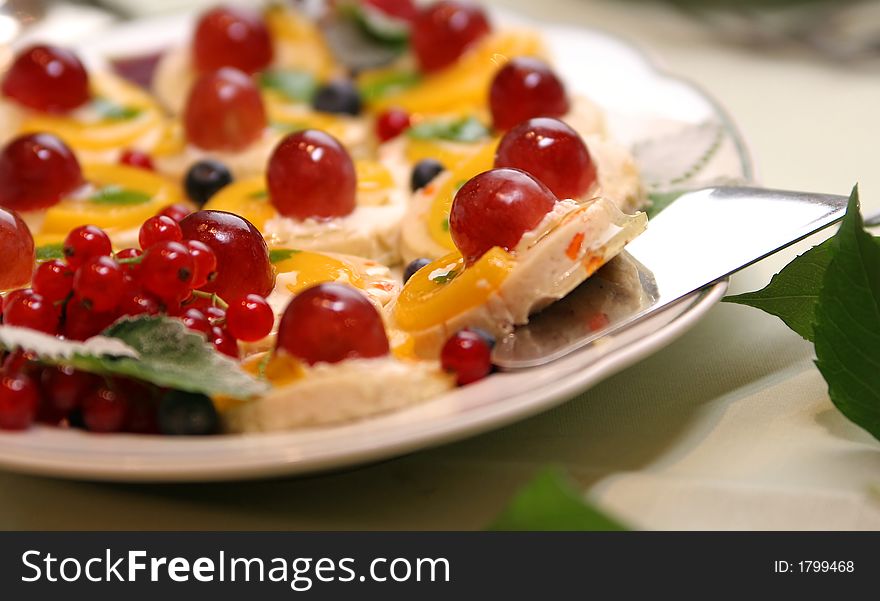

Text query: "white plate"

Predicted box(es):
[0, 10, 753, 481]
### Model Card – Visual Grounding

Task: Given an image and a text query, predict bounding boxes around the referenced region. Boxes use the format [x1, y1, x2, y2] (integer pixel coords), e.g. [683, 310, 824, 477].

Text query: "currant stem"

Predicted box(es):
[191, 290, 228, 310]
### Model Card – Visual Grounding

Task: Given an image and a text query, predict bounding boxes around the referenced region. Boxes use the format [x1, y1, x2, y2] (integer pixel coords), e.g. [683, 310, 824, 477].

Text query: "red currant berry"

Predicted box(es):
[62, 299, 118, 340]
[72, 256, 126, 313]
[139, 215, 183, 250]
[118, 280, 160, 317]
[184, 67, 267, 151]
[114, 247, 143, 276]
[184, 239, 217, 289]
[158, 203, 193, 223]
[32, 259, 73, 303]
[63, 225, 112, 269]
[450, 168, 556, 265]
[441, 329, 493, 385]
[1, 45, 90, 113]
[412, 1, 490, 73]
[226, 294, 274, 342]
[40, 365, 99, 415]
[119, 149, 155, 171]
[267, 129, 356, 220]
[2, 289, 59, 334]
[204, 305, 226, 323]
[0, 207, 35, 290]
[489, 57, 570, 131]
[193, 6, 273, 75]
[181, 308, 211, 334]
[495, 117, 596, 199]
[81, 386, 128, 433]
[276, 283, 389, 365]
[0, 371, 39, 430]
[376, 108, 411, 142]
[179, 210, 273, 300]
[0, 133, 84, 212]
[210, 325, 239, 358]
[138, 241, 195, 304]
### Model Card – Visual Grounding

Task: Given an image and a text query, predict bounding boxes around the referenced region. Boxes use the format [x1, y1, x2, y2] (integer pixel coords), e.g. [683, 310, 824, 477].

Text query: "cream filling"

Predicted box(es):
[222, 356, 454, 432]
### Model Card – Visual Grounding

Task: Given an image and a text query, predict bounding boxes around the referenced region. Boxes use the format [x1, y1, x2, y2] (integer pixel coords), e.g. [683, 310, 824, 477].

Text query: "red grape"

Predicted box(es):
[32, 259, 73, 303]
[449, 168, 556, 265]
[267, 129, 356, 220]
[441, 329, 493, 385]
[139, 215, 183, 249]
[63, 224, 112, 270]
[0, 207, 35, 290]
[73, 256, 126, 313]
[0, 133, 84, 212]
[119, 149, 155, 171]
[489, 57, 570, 131]
[138, 241, 195, 304]
[276, 283, 389, 365]
[184, 68, 267, 151]
[1, 45, 90, 113]
[412, 1, 490, 73]
[2, 289, 59, 334]
[179, 210, 273, 300]
[192, 6, 273, 75]
[376, 108, 411, 142]
[226, 294, 273, 342]
[0, 371, 39, 430]
[495, 117, 596, 199]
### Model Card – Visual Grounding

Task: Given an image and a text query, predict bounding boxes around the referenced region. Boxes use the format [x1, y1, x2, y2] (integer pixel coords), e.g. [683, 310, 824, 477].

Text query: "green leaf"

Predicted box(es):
[1, 316, 267, 400]
[249, 189, 269, 199]
[259, 69, 318, 103]
[92, 97, 142, 121]
[349, 1, 410, 44]
[723, 238, 834, 342]
[88, 185, 152, 206]
[645, 190, 686, 219]
[35, 243, 65, 261]
[814, 186, 880, 441]
[269, 248, 301, 264]
[358, 70, 421, 102]
[488, 467, 628, 531]
[429, 269, 457, 284]
[407, 116, 490, 143]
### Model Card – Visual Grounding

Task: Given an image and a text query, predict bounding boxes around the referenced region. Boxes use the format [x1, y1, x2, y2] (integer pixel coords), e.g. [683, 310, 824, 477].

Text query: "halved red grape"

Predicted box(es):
[1, 45, 90, 113]
[276, 283, 389, 365]
[267, 130, 356, 220]
[449, 168, 556, 265]
[412, 1, 490, 73]
[192, 6, 273, 75]
[0, 208, 35, 291]
[489, 57, 570, 131]
[183, 68, 267, 151]
[495, 117, 596, 199]
[0, 133, 84, 212]
[179, 210, 273, 300]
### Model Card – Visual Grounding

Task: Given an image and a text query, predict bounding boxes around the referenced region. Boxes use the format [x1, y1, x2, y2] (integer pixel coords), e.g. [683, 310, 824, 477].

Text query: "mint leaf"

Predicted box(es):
[489, 468, 628, 531]
[249, 189, 269, 199]
[259, 69, 317, 103]
[724, 238, 834, 342]
[89, 185, 152, 206]
[408, 116, 490, 143]
[269, 248, 300, 263]
[358, 70, 421, 102]
[35, 243, 64, 261]
[92, 97, 142, 121]
[814, 186, 880, 441]
[91, 316, 267, 399]
[646, 190, 686, 219]
[0, 325, 138, 362]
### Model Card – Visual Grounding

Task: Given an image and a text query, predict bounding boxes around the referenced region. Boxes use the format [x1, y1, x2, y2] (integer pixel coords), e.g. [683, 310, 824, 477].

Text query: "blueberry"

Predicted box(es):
[403, 257, 432, 283]
[410, 159, 444, 192]
[466, 327, 496, 350]
[158, 390, 219, 436]
[312, 80, 362, 116]
[184, 159, 233, 206]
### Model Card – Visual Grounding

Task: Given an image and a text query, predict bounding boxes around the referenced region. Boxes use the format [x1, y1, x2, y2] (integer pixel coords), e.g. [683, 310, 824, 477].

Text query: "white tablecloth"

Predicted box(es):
[1, 0, 878, 530]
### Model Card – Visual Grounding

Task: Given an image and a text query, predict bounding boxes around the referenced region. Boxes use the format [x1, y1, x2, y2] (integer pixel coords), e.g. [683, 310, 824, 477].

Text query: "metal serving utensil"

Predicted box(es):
[493, 186, 850, 369]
